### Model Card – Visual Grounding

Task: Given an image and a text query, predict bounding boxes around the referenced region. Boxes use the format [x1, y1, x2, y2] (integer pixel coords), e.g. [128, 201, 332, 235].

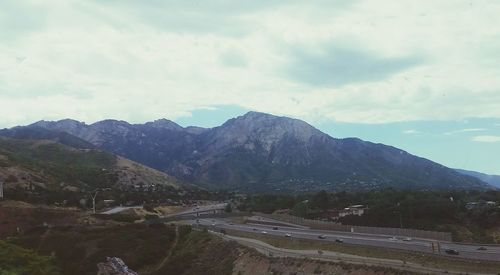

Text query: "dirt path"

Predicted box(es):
[36, 227, 52, 252]
[153, 226, 179, 272]
[217, 233, 494, 275]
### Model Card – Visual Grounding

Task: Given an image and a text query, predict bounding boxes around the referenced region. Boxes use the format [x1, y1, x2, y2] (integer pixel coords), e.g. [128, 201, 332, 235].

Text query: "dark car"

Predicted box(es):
[335, 238, 344, 243]
[445, 249, 459, 255]
[273, 227, 279, 230]
[477, 247, 487, 251]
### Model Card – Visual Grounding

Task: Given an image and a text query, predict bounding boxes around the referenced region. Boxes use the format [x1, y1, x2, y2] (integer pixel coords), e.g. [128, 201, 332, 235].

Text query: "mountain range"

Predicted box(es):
[455, 169, 500, 189]
[0, 112, 493, 192]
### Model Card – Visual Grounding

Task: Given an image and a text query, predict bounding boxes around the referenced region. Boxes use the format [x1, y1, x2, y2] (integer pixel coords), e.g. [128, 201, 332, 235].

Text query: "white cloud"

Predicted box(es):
[472, 135, 500, 143]
[444, 128, 486, 135]
[403, 130, 419, 134]
[1, 0, 500, 127]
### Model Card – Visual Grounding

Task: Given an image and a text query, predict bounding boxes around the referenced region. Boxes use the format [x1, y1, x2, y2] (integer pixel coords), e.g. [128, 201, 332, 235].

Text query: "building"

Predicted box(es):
[466, 201, 497, 210]
[319, 205, 367, 221]
[338, 205, 366, 218]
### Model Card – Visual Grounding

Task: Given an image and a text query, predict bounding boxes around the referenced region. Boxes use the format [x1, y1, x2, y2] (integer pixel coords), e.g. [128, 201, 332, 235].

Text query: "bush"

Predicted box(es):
[145, 214, 159, 220]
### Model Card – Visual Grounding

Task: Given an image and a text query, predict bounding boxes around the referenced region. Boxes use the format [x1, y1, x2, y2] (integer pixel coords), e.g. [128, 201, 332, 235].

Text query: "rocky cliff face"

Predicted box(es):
[2, 112, 490, 192]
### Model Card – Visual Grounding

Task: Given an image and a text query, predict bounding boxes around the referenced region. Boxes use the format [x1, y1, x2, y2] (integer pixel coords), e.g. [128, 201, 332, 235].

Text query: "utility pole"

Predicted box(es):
[89, 189, 99, 214]
[0, 179, 4, 199]
[397, 202, 403, 228]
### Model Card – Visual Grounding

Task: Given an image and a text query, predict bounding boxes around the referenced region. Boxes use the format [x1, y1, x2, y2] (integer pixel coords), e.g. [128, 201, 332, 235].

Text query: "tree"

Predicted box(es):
[292, 202, 309, 217]
[311, 190, 329, 211]
[224, 203, 232, 213]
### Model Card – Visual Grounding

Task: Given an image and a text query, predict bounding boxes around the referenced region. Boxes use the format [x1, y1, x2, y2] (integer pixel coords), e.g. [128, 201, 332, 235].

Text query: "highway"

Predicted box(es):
[165, 203, 227, 217]
[189, 217, 500, 262]
[216, 233, 494, 275]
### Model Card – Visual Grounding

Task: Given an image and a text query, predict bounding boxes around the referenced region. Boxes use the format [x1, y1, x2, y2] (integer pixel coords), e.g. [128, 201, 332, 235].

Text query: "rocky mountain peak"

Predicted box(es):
[143, 119, 184, 131]
[220, 111, 325, 141]
[87, 120, 133, 140]
[30, 119, 87, 134]
[204, 112, 327, 153]
[31, 119, 85, 128]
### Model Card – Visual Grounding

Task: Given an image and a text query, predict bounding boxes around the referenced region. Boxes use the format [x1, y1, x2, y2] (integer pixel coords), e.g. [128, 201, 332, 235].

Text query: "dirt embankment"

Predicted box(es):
[232, 247, 417, 275]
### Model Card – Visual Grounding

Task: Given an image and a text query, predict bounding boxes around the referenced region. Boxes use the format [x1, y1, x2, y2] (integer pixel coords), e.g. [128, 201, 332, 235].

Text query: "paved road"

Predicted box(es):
[191, 218, 500, 262]
[100, 206, 143, 214]
[216, 233, 494, 275]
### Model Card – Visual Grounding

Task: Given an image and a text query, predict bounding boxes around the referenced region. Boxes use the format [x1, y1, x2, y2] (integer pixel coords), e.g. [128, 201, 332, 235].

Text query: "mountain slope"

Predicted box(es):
[0, 137, 183, 193]
[0, 126, 95, 149]
[455, 169, 500, 188]
[3, 112, 490, 192]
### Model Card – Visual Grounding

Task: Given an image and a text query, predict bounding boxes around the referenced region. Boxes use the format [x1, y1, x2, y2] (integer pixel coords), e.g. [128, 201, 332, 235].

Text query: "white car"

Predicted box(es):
[285, 233, 292, 237]
[261, 231, 268, 234]
[403, 237, 412, 241]
[388, 237, 398, 241]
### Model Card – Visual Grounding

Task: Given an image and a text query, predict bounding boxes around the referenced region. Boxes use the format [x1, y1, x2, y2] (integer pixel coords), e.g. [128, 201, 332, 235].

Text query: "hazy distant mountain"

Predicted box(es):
[455, 169, 500, 188]
[2, 112, 490, 192]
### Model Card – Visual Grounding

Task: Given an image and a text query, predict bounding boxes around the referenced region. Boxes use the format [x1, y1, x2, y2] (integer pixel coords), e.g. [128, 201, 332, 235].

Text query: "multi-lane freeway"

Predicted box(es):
[189, 217, 500, 262]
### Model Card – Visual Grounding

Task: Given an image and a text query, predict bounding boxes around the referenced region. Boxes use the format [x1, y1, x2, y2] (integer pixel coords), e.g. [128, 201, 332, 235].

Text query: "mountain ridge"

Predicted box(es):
[1, 112, 492, 192]
[455, 169, 500, 188]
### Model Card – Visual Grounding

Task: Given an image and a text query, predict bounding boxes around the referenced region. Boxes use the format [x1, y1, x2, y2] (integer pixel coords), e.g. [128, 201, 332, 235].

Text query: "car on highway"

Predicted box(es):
[388, 237, 398, 241]
[318, 235, 327, 239]
[335, 238, 344, 243]
[403, 237, 412, 241]
[261, 231, 268, 234]
[445, 249, 460, 255]
[273, 227, 279, 230]
[252, 228, 258, 231]
[477, 247, 487, 251]
[285, 233, 292, 237]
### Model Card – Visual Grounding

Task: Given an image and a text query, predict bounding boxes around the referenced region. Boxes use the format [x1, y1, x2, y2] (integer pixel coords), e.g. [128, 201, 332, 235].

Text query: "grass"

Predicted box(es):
[152, 226, 239, 275]
[12, 224, 176, 275]
[10, 223, 241, 275]
[0, 240, 60, 275]
[0, 137, 117, 190]
[226, 230, 500, 274]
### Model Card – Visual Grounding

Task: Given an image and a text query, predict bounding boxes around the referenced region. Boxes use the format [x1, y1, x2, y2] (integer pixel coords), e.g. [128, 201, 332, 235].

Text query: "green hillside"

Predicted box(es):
[0, 137, 117, 191]
[0, 137, 186, 197]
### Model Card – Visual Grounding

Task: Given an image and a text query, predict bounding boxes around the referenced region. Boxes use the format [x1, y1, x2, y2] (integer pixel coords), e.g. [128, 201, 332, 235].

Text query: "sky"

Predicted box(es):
[1, 1, 500, 174]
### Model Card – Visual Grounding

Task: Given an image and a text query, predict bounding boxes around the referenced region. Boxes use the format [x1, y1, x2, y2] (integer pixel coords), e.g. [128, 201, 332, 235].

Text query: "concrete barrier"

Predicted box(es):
[258, 213, 452, 241]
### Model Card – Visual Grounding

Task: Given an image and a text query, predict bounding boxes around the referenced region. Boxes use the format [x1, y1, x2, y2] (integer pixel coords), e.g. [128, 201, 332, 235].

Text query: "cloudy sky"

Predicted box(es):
[1, 0, 500, 174]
